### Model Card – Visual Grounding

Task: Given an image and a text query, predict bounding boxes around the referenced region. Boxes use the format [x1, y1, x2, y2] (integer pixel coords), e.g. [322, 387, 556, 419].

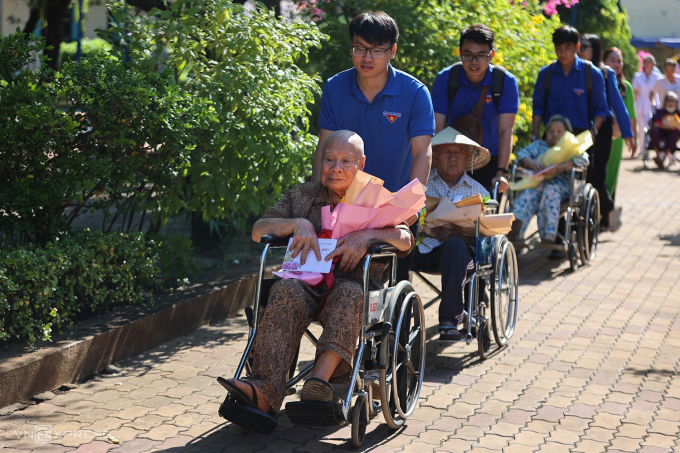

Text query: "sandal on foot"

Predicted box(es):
[439, 326, 464, 341]
[301, 377, 334, 402]
[217, 376, 259, 408]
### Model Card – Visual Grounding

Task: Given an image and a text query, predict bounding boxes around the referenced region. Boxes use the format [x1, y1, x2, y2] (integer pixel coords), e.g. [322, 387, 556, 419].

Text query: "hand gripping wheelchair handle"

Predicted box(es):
[367, 243, 399, 256]
[260, 234, 293, 247]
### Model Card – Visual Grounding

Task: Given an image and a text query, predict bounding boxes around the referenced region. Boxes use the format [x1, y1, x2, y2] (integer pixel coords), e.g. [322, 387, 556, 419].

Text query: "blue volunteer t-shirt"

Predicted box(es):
[319, 65, 435, 192]
[431, 64, 520, 156]
[532, 56, 609, 131]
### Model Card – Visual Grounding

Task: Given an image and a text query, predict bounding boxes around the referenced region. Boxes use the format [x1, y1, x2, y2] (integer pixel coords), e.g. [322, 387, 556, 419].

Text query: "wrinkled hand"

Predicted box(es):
[325, 230, 371, 272]
[429, 225, 462, 242]
[405, 214, 418, 226]
[524, 159, 544, 172]
[541, 165, 561, 178]
[491, 175, 509, 193]
[290, 219, 320, 265]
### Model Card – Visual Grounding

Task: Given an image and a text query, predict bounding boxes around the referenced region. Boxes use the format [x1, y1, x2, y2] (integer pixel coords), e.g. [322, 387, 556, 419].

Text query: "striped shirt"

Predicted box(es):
[418, 170, 489, 254]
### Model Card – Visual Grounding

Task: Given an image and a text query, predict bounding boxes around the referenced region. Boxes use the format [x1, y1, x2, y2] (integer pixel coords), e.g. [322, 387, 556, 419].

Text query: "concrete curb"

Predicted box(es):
[0, 264, 273, 409]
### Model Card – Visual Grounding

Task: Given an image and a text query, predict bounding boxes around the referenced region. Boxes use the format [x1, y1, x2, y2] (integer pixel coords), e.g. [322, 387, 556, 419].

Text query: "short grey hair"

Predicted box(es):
[547, 114, 573, 133]
[322, 130, 365, 158]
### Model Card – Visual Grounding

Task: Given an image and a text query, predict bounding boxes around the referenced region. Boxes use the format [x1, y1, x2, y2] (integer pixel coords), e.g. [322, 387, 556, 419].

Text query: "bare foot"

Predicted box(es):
[229, 379, 272, 414]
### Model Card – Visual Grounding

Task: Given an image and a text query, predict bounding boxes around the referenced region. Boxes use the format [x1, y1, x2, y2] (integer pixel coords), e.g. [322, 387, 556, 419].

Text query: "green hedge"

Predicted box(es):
[0, 230, 160, 347]
[59, 38, 113, 62]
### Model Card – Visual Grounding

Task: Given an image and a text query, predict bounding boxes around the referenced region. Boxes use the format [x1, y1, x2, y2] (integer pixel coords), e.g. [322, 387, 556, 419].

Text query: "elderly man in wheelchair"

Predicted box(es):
[413, 127, 490, 341]
[217, 130, 419, 441]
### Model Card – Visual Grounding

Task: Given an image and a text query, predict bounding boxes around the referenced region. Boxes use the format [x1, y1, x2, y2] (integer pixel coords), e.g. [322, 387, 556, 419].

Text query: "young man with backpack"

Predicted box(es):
[532, 26, 609, 144]
[430, 24, 520, 193]
[531, 26, 610, 258]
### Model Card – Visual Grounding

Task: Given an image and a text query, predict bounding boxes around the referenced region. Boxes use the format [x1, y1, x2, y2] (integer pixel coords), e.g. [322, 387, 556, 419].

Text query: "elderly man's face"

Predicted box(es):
[433, 144, 470, 181]
[320, 143, 365, 194]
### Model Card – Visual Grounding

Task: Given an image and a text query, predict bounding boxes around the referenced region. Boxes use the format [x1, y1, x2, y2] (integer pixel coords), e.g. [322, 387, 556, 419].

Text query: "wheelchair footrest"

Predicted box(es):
[219, 397, 278, 435]
[285, 400, 346, 426]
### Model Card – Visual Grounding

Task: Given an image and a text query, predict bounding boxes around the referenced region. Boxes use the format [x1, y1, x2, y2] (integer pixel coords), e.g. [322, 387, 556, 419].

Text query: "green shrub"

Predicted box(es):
[0, 33, 216, 244]
[60, 38, 113, 62]
[0, 230, 160, 347]
[301, 0, 558, 149]
[99, 0, 325, 225]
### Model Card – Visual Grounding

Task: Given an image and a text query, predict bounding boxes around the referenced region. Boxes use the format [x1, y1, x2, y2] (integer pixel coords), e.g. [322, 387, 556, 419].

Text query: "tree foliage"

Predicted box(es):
[99, 0, 325, 225]
[556, 0, 637, 81]
[301, 0, 558, 148]
[0, 32, 212, 244]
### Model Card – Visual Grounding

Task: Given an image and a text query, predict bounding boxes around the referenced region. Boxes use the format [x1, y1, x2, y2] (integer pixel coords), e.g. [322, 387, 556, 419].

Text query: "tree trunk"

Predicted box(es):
[44, 0, 72, 70]
[22, 8, 40, 34]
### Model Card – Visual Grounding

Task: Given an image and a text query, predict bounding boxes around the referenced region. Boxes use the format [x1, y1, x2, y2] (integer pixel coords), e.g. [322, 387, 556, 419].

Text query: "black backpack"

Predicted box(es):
[446, 62, 507, 114]
[543, 61, 594, 120]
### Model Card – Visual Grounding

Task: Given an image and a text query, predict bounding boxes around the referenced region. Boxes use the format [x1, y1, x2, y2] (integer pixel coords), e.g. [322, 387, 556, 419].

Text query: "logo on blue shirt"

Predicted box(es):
[383, 111, 401, 123]
[574, 89, 584, 96]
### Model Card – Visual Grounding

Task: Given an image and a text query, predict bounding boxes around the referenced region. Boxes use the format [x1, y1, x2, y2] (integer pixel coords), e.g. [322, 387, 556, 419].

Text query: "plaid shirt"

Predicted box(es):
[418, 170, 489, 254]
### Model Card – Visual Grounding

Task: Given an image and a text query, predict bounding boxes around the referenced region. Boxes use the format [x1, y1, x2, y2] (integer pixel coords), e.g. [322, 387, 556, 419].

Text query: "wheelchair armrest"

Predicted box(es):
[367, 243, 399, 256]
[260, 234, 293, 248]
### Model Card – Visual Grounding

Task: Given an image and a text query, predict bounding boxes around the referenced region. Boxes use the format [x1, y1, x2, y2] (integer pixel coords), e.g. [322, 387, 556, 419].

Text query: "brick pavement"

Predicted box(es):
[2, 158, 680, 452]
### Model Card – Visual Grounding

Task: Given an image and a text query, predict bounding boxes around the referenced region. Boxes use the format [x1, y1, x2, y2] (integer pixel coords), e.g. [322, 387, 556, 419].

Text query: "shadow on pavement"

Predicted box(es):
[659, 232, 680, 246]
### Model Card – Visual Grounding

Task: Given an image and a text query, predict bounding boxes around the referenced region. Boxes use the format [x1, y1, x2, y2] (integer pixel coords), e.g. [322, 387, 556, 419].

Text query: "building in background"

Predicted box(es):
[620, 0, 680, 66]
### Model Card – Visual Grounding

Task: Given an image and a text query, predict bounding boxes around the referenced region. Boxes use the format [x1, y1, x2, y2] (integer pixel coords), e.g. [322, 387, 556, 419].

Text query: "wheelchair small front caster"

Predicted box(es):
[477, 319, 492, 359]
[351, 394, 368, 448]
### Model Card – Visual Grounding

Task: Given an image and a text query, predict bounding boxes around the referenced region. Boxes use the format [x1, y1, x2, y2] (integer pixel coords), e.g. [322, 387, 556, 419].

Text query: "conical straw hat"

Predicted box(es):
[432, 127, 491, 172]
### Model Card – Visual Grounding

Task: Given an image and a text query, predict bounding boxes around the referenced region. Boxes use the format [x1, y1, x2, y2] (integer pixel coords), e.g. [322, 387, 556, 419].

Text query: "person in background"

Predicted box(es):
[578, 34, 634, 233]
[603, 47, 636, 197]
[652, 59, 680, 107]
[632, 55, 662, 157]
[649, 91, 680, 169]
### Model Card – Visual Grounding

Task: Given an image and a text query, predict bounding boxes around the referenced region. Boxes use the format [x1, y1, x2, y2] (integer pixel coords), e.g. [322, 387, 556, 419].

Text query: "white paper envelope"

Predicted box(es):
[281, 238, 337, 273]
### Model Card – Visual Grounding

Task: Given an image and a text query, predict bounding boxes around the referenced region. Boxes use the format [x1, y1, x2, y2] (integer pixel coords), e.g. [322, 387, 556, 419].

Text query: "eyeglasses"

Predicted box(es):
[350, 45, 392, 58]
[460, 51, 493, 63]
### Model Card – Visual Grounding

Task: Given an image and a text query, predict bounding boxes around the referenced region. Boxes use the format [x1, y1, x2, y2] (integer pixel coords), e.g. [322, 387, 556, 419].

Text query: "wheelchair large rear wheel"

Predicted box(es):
[379, 281, 426, 429]
[490, 236, 519, 347]
[578, 184, 599, 265]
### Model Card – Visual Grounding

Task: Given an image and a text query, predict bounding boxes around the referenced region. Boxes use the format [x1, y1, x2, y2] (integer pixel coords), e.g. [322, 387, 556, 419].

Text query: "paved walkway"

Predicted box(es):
[2, 158, 680, 453]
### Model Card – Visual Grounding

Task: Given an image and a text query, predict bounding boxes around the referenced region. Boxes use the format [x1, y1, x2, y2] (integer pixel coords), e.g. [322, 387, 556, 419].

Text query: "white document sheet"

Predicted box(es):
[281, 238, 337, 273]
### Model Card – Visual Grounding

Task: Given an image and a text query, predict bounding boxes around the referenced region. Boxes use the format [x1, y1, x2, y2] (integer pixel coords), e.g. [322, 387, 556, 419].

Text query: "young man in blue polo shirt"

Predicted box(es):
[311, 11, 435, 281]
[531, 26, 609, 258]
[532, 26, 608, 142]
[431, 24, 519, 193]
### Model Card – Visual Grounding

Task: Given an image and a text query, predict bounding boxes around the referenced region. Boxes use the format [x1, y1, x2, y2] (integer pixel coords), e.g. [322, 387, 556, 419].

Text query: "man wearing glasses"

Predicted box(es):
[431, 24, 519, 193]
[311, 11, 435, 282]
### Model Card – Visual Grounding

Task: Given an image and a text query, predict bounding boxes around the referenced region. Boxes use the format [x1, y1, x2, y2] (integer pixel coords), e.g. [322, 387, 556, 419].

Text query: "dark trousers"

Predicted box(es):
[396, 221, 419, 282]
[650, 128, 679, 153]
[470, 154, 498, 193]
[412, 237, 474, 325]
[585, 118, 615, 225]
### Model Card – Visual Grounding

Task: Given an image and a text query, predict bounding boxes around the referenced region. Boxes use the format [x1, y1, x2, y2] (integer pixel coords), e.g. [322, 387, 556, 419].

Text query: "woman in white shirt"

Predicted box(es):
[632, 56, 662, 156]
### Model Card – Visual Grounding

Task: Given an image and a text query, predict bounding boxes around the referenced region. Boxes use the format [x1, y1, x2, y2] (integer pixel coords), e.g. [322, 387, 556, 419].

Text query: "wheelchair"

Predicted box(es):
[502, 162, 599, 272]
[218, 235, 426, 448]
[412, 186, 519, 359]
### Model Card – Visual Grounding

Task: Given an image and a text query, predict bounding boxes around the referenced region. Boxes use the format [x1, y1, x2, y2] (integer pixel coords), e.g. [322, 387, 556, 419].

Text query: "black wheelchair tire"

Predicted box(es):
[351, 394, 368, 449]
[490, 236, 519, 347]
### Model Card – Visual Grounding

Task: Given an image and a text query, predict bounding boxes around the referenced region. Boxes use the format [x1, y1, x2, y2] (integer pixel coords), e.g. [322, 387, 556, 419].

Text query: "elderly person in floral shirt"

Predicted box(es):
[413, 127, 489, 341]
[511, 115, 589, 247]
[218, 130, 415, 430]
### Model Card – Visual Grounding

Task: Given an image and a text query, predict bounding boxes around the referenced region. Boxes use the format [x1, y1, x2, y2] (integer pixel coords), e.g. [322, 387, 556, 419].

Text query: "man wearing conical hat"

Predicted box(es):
[412, 127, 490, 341]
